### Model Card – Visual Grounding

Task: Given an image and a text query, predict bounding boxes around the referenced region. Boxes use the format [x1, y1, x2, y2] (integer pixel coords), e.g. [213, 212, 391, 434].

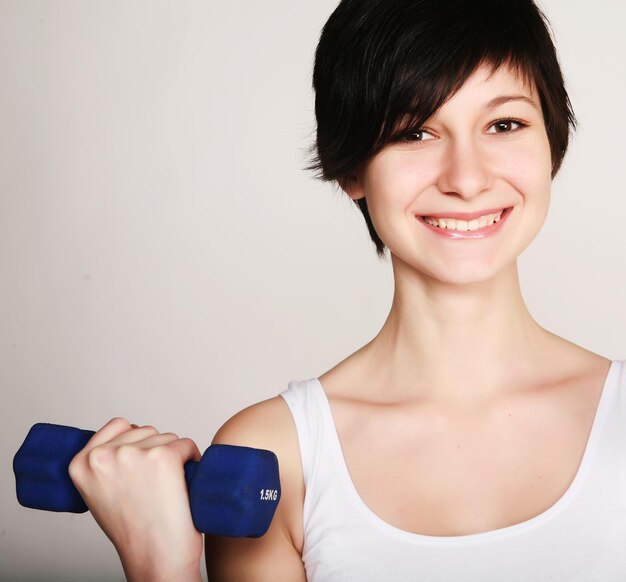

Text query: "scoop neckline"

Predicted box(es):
[312, 359, 620, 546]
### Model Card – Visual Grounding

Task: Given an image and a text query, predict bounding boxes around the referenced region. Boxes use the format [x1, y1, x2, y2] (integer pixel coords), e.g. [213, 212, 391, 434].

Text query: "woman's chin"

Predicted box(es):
[397, 257, 516, 287]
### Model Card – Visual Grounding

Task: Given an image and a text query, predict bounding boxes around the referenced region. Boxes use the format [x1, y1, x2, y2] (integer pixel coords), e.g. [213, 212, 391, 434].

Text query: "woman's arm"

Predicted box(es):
[205, 396, 307, 581]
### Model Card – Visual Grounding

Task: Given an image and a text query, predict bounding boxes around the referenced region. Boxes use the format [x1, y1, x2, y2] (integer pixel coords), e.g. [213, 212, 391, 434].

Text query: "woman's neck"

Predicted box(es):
[357, 260, 551, 406]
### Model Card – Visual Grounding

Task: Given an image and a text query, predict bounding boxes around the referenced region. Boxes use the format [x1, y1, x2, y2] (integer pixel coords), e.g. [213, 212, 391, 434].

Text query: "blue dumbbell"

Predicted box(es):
[13, 423, 280, 538]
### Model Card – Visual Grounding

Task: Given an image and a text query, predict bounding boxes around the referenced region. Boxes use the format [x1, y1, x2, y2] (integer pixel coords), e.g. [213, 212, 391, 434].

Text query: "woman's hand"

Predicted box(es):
[68, 417, 203, 582]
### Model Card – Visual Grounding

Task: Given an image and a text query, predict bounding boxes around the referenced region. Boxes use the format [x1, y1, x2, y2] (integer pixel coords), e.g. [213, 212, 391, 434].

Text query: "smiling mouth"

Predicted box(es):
[419, 207, 513, 232]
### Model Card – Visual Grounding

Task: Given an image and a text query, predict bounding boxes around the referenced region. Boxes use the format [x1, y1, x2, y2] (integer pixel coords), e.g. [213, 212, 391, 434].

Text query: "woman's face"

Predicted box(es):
[345, 64, 553, 285]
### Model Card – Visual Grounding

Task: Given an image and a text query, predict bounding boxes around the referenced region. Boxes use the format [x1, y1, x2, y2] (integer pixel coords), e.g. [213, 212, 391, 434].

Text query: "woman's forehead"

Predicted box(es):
[389, 63, 542, 134]
[447, 64, 539, 105]
[417, 63, 541, 123]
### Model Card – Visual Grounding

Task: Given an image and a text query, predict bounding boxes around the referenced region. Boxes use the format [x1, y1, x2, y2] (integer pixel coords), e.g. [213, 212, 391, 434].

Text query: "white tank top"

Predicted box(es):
[280, 359, 626, 581]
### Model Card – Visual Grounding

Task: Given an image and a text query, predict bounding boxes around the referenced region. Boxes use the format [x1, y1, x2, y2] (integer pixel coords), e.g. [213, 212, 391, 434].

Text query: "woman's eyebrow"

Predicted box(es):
[485, 94, 539, 111]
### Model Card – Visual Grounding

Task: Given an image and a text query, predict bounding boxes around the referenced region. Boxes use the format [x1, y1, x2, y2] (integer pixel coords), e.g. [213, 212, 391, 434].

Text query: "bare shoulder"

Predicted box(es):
[205, 396, 306, 581]
[212, 396, 300, 452]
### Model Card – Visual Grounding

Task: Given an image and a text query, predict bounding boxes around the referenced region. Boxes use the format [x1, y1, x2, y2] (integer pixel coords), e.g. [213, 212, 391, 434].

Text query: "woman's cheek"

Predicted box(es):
[500, 140, 551, 201]
[364, 156, 416, 208]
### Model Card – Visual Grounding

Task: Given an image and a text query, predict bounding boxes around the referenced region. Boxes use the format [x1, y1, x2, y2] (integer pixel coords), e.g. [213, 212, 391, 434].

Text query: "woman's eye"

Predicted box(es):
[487, 119, 526, 134]
[400, 129, 435, 142]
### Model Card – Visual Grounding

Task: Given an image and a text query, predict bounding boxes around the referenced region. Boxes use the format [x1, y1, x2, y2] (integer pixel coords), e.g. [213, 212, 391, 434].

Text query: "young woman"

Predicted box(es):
[68, 0, 626, 580]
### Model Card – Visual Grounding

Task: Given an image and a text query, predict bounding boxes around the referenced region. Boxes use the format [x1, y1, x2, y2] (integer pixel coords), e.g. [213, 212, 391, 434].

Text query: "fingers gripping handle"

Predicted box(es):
[13, 423, 281, 538]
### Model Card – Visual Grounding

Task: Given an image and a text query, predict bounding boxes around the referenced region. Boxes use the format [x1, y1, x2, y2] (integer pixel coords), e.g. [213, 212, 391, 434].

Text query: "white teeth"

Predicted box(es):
[424, 210, 505, 231]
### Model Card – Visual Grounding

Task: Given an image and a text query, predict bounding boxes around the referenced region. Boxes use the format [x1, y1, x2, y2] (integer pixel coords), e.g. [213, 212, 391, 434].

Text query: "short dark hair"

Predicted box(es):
[309, 0, 577, 259]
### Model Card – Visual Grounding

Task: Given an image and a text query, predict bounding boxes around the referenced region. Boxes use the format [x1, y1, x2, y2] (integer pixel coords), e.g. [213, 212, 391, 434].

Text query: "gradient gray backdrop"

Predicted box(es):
[1, 1, 625, 580]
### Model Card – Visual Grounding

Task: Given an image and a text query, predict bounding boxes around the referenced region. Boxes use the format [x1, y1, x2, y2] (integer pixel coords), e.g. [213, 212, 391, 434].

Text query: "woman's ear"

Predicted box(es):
[338, 173, 365, 201]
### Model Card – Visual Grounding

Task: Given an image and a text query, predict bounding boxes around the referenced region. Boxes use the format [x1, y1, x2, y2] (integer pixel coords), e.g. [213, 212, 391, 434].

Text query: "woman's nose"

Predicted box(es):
[436, 140, 493, 200]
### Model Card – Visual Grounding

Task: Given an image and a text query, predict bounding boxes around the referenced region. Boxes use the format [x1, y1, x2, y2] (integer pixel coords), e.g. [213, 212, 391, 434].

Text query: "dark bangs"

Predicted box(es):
[310, 0, 576, 182]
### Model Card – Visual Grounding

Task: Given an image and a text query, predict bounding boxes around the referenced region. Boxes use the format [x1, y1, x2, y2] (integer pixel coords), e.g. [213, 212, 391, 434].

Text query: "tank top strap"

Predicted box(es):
[618, 359, 626, 406]
[279, 378, 343, 490]
[617, 360, 626, 456]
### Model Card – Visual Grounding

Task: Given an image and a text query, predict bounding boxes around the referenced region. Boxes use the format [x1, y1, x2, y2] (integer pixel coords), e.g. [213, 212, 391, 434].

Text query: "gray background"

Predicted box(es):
[1, 1, 624, 580]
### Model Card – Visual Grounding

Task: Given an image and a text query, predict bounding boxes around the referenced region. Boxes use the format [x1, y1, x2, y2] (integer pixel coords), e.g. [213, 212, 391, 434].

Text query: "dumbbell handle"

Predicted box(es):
[14, 423, 281, 538]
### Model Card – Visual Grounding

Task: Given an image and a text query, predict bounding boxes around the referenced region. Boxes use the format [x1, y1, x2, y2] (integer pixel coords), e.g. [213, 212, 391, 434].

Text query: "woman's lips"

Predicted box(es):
[417, 207, 513, 239]
[421, 207, 508, 221]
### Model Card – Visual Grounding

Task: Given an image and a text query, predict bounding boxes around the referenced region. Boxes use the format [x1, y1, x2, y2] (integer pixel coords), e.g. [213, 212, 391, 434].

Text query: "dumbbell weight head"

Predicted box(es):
[14, 423, 94, 513]
[189, 444, 281, 538]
